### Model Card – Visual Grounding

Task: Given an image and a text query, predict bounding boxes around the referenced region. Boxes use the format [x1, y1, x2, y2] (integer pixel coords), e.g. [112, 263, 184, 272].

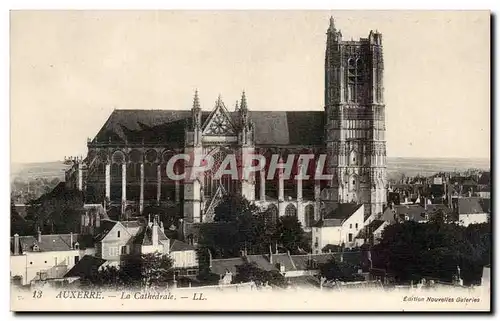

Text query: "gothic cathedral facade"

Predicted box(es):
[71, 18, 387, 230]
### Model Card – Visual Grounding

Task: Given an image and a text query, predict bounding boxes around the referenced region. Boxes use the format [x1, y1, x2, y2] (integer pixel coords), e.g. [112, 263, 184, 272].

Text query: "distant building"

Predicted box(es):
[457, 197, 490, 227]
[10, 231, 94, 286]
[312, 204, 365, 252]
[381, 203, 452, 224]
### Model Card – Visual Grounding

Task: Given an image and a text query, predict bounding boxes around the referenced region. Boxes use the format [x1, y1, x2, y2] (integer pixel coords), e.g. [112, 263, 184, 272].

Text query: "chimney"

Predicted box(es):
[208, 249, 213, 268]
[13, 234, 19, 255]
[269, 244, 273, 264]
[70, 232, 74, 249]
[37, 227, 42, 243]
[152, 215, 159, 246]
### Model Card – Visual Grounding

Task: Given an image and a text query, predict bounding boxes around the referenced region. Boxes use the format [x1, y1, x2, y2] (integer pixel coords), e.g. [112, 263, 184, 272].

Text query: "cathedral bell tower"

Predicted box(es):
[324, 17, 387, 221]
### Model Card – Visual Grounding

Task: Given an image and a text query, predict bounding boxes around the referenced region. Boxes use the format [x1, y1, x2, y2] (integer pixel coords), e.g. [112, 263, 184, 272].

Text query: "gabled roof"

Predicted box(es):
[367, 219, 386, 232]
[313, 218, 343, 228]
[314, 203, 363, 227]
[64, 255, 107, 278]
[11, 233, 84, 254]
[458, 197, 490, 215]
[92, 109, 325, 146]
[170, 239, 195, 252]
[325, 203, 364, 220]
[94, 220, 118, 241]
[134, 224, 169, 246]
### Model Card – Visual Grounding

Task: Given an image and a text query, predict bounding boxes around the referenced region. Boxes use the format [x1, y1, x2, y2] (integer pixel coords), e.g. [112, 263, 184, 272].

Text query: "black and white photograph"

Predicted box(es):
[8, 10, 491, 312]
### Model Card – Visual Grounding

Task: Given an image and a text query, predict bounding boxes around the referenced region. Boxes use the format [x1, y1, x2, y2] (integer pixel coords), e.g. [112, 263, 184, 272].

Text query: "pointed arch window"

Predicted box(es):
[347, 58, 364, 103]
[285, 204, 297, 217]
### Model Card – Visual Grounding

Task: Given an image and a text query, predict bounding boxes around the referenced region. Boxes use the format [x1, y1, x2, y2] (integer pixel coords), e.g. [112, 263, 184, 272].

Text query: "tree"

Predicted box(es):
[25, 185, 84, 234]
[214, 193, 259, 223]
[233, 262, 286, 288]
[134, 252, 174, 287]
[84, 252, 174, 288]
[10, 199, 35, 236]
[319, 258, 365, 282]
[372, 220, 490, 285]
[274, 215, 306, 254]
[81, 265, 127, 288]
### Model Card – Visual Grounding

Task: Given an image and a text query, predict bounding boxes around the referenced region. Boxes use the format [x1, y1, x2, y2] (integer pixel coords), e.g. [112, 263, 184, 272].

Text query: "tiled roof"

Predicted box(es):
[245, 255, 277, 271]
[170, 239, 195, 252]
[11, 233, 84, 254]
[133, 224, 169, 246]
[325, 203, 363, 220]
[313, 218, 343, 228]
[210, 257, 245, 276]
[92, 109, 325, 146]
[393, 204, 427, 221]
[94, 220, 118, 241]
[458, 197, 490, 215]
[291, 254, 334, 270]
[64, 255, 107, 278]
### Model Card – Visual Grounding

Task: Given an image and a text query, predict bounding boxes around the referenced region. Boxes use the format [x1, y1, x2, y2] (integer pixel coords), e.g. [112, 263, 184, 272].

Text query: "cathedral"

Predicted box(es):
[70, 17, 387, 231]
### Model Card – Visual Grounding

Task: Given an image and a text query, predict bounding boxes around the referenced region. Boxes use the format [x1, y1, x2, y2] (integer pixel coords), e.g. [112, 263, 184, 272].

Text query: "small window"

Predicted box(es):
[350, 224, 352, 228]
[355, 223, 358, 229]
[117, 231, 121, 238]
[348, 233, 353, 242]
[352, 180, 356, 185]
[30, 262, 33, 265]
[44, 261, 47, 263]
[74, 256, 79, 264]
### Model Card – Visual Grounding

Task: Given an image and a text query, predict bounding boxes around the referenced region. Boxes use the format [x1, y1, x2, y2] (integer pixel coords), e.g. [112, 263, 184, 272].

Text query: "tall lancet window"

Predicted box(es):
[347, 58, 356, 102]
[347, 58, 364, 103]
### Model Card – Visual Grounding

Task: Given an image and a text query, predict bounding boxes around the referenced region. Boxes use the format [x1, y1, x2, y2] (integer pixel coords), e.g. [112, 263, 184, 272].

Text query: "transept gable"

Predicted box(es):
[202, 96, 237, 136]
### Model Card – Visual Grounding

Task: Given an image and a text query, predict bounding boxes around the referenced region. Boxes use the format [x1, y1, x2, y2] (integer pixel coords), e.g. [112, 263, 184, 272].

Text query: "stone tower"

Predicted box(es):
[324, 17, 387, 220]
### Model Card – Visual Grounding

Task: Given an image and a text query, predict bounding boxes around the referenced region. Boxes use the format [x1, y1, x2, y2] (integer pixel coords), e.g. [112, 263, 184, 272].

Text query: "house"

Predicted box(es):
[381, 202, 452, 224]
[359, 219, 389, 244]
[457, 197, 490, 227]
[312, 204, 365, 253]
[10, 231, 94, 286]
[169, 240, 198, 276]
[92, 215, 199, 275]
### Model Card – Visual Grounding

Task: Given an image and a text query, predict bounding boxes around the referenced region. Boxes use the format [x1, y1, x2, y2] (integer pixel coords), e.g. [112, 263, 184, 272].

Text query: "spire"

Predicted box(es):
[234, 100, 239, 111]
[192, 89, 200, 110]
[216, 94, 223, 107]
[240, 91, 247, 111]
[329, 16, 335, 31]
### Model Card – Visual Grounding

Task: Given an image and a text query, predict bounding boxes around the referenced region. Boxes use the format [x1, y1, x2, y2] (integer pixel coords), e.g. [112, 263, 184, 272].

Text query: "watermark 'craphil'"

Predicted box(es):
[163, 153, 330, 182]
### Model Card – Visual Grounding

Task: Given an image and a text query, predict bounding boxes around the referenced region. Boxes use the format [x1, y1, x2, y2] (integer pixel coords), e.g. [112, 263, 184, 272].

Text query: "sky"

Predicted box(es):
[10, 10, 490, 163]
